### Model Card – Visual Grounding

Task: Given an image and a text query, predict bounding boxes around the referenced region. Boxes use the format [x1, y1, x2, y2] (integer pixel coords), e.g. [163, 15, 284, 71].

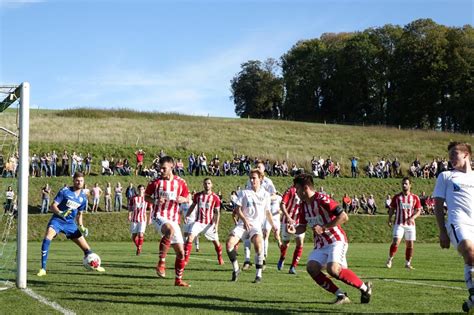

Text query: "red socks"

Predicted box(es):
[312, 272, 339, 294]
[280, 244, 288, 260]
[389, 244, 398, 258]
[184, 242, 193, 263]
[159, 237, 171, 260]
[175, 257, 186, 280]
[337, 268, 364, 288]
[291, 245, 303, 267]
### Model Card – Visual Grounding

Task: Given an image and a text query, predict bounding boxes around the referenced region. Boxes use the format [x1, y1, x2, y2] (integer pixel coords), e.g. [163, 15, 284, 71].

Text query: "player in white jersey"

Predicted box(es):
[242, 160, 277, 270]
[262, 193, 282, 267]
[128, 185, 150, 255]
[386, 177, 422, 269]
[433, 142, 474, 312]
[226, 169, 277, 283]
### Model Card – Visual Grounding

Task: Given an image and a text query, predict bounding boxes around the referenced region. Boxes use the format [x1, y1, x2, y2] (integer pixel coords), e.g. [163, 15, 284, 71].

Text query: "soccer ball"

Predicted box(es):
[83, 253, 101, 271]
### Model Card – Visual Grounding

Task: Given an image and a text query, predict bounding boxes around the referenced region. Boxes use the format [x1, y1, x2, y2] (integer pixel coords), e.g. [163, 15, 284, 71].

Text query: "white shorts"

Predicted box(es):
[263, 214, 281, 231]
[189, 222, 218, 241]
[183, 217, 196, 234]
[281, 223, 305, 242]
[307, 241, 348, 268]
[447, 223, 474, 248]
[230, 224, 262, 241]
[152, 216, 184, 244]
[130, 222, 146, 234]
[393, 224, 416, 241]
[93, 197, 100, 205]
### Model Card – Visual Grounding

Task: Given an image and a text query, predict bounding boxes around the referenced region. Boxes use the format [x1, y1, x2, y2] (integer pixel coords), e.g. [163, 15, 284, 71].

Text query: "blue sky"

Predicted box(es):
[0, 0, 472, 117]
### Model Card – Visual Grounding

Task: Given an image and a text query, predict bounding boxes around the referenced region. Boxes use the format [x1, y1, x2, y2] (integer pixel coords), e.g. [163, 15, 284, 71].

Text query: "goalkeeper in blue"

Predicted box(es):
[37, 172, 104, 276]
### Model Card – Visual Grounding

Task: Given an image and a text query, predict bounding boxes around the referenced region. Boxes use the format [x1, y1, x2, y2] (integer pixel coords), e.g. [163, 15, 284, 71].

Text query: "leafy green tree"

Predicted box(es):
[231, 59, 283, 119]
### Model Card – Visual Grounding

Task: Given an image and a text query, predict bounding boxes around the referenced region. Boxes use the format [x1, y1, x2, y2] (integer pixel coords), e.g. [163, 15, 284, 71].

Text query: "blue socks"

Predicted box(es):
[41, 238, 51, 269]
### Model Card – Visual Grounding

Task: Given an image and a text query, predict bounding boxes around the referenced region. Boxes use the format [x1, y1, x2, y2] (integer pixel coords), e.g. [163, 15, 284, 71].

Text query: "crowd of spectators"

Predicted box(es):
[0, 148, 469, 181]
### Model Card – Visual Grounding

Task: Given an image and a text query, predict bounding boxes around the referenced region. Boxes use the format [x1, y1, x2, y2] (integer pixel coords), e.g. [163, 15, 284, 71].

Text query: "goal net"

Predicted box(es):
[0, 83, 29, 289]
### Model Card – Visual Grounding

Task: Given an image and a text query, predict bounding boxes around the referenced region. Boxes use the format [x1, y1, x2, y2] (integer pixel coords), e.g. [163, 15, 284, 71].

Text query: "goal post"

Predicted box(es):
[17, 82, 29, 289]
[0, 82, 29, 289]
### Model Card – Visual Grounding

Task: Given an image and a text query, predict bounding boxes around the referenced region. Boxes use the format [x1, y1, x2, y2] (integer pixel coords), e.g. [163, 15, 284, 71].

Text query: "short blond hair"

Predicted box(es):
[249, 168, 264, 179]
[448, 142, 472, 156]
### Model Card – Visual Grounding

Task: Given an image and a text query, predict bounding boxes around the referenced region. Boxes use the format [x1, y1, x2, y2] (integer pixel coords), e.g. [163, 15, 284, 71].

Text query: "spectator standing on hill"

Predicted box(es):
[135, 149, 145, 176]
[385, 194, 391, 214]
[393, 158, 401, 177]
[91, 183, 102, 213]
[84, 153, 92, 175]
[188, 153, 196, 176]
[104, 182, 112, 212]
[31, 153, 39, 177]
[40, 153, 48, 177]
[125, 183, 137, 209]
[145, 156, 191, 287]
[386, 177, 422, 269]
[288, 174, 372, 304]
[433, 142, 474, 312]
[41, 184, 51, 214]
[114, 182, 123, 212]
[4, 186, 14, 214]
[37, 172, 105, 277]
[61, 150, 69, 177]
[50, 150, 58, 177]
[350, 157, 359, 178]
[71, 152, 78, 176]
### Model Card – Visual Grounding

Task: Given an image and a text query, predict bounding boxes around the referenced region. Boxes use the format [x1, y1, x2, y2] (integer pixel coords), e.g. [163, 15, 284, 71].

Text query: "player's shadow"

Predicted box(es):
[70, 295, 336, 314]
[370, 275, 464, 283]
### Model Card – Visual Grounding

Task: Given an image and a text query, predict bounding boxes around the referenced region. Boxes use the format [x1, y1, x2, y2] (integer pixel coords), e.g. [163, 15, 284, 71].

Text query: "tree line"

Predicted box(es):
[230, 19, 474, 132]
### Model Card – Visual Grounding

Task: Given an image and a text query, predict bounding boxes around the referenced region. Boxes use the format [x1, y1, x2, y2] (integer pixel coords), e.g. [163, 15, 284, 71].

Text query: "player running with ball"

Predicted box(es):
[37, 172, 104, 276]
[288, 174, 372, 304]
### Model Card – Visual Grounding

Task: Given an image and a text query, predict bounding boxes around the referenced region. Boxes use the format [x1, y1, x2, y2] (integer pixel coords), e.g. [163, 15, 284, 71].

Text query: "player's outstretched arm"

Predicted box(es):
[434, 197, 450, 249]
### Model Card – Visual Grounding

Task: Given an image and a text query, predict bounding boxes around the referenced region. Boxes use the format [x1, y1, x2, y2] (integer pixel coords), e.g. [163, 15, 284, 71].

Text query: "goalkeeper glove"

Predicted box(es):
[59, 209, 73, 219]
[79, 225, 89, 237]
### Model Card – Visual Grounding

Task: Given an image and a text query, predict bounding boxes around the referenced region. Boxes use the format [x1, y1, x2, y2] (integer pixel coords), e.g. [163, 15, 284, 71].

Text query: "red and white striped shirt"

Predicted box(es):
[145, 175, 189, 223]
[299, 192, 347, 249]
[129, 196, 149, 223]
[281, 186, 301, 224]
[390, 192, 421, 226]
[192, 191, 221, 225]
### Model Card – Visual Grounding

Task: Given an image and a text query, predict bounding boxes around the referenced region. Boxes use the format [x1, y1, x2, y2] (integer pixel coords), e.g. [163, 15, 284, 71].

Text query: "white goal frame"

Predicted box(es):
[0, 82, 29, 289]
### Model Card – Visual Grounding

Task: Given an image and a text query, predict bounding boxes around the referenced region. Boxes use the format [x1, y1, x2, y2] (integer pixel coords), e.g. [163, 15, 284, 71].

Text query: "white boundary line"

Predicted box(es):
[22, 288, 76, 315]
[382, 278, 464, 291]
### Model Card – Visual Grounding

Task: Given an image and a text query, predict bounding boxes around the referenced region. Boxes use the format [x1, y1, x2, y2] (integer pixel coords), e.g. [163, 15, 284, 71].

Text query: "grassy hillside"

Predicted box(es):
[18, 210, 439, 243]
[0, 108, 470, 173]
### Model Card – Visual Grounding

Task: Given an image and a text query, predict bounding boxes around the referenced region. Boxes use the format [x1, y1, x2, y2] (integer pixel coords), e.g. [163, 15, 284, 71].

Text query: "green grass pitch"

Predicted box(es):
[1, 241, 468, 314]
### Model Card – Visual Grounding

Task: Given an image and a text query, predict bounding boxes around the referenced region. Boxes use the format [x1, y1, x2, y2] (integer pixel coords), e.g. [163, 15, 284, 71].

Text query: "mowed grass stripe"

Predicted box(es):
[12, 242, 465, 314]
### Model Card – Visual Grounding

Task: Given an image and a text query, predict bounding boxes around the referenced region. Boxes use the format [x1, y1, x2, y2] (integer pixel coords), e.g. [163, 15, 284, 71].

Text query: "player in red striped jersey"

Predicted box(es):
[183, 178, 224, 265]
[145, 156, 191, 287]
[386, 177, 422, 269]
[128, 185, 151, 256]
[289, 174, 372, 305]
[278, 185, 305, 275]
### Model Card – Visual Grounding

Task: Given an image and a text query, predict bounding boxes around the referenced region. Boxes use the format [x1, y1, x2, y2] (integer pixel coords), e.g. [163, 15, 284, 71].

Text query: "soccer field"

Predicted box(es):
[1, 241, 467, 314]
